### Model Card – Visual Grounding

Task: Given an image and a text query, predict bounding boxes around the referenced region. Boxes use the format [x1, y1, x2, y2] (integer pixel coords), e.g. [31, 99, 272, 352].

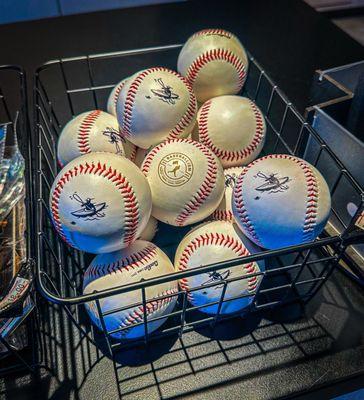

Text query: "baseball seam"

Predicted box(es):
[118, 286, 178, 331]
[233, 154, 320, 247]
[175, 141, 219, 226]
[113, 80, 126, 111]
[167, 76, 197, 140]
[141, 140, 169, 175]
[233, 172, 263, 247]
[186, 48, 246, 90]
[211, 209, 234, 222]
[51, 161, 140, 248]
[77, 110, 102, 154]
[192, 29, 234, 39]
[128, 144, 138, 163]
[198, 99, 265, 163]
[84, 244, 158, 283]
[300, 163, 319, 242]
[178, 232, 259, 302]
[121, 67, 197, 141]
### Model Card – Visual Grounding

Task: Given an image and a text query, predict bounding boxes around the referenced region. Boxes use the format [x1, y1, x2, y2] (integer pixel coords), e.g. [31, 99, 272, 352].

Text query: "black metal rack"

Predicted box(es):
[0, 65, 37, 376]
[33, 44, 364, 397]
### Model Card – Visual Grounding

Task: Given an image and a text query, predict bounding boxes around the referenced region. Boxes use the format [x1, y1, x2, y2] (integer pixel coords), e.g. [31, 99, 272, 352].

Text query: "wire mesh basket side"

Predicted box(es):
[33, 45, 364, 352]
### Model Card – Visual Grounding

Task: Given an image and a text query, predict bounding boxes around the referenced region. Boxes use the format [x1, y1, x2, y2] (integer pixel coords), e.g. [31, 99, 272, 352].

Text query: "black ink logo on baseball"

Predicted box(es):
[146, 78, 180, 105]
[254, 171, 290, 200]
[158, 152, 194, 187]
[70, 192, 107, 222]
[225, 173, 238, 188]
[202, 270, 231, 291]
[103, 127, 126, 155]
[131, 260, 159, 277]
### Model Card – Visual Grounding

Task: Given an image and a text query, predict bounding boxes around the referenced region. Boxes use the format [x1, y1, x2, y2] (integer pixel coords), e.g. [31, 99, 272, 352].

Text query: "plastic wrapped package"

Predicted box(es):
[0, 122, 31, 358]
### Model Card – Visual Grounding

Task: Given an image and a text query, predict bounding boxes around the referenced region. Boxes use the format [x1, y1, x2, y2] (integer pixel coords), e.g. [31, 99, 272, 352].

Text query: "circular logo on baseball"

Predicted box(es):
[158, 152, 194, 187]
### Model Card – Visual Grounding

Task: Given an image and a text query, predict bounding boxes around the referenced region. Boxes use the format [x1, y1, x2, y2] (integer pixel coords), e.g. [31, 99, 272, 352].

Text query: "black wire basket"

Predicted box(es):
[0, 65, 37, 376]
[33, 44, 364, 361]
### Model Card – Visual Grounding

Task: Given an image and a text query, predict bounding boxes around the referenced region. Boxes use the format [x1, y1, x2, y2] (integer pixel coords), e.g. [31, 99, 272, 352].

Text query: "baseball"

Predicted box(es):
[175, 220, 264, 315]
[193, 96, 266, 168]
[57, 110, 137, 167]
[83, 241, 178, 340]
[138, 216, 158, 241]
[141, 139, 225, 226]
[211, 167, 244, 222]
[116, 67, 197, 149]
[232, 154, 331, 249]
[49, 152, 152, 254]
[107, 78, 128, 116]
[177, 29, 248, 103]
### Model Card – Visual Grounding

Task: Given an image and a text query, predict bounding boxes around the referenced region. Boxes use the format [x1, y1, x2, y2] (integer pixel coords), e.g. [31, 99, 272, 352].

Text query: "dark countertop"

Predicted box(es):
[1, 1, 363, 399]
[0, 0, 363, 113]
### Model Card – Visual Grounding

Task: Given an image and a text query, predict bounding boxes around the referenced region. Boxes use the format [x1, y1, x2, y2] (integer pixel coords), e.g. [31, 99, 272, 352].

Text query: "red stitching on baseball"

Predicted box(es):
[186, 48, 246, 90]
[84, 244, 158, 284]
[113, 80, 126, 110]
[191, 29, 234, 39]
[118, 286, 178, 330]
[175, 141, 219, 226]
[198, 99, 265, 163]
[300, 166, 319, 242]
[211, 209, 234, 222]
[51, 161, 140, 248]
[233, 154, 320, 246]
[77, 110, 102, 154]
[166, 76, 197, 140]
[128, 144, 137, 162]
[177, 232, 259, 302]
[233, 170, 264, 247]
[121, 67, 196, 140]
[141, 141, 168, 175]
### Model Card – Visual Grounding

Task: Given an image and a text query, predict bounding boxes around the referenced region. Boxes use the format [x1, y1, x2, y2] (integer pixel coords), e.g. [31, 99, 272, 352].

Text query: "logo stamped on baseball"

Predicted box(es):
[147, 78, 180, 105]
[253, 171, 291, 198]
[225, 172, 239, 189]
[130, 260, 159, 277]
[158, 152, 194, 187]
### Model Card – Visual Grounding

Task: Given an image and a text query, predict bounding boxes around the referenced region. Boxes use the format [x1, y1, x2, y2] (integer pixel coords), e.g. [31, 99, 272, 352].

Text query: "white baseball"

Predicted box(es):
[211, 167, 244, 222]
[177, 29, 248, 103]
[232, 154, 331, 249]
[116, 67, 197, 149]
[175, 220, 264, 315]
[57, 110, 137, 167]
[138, 216, 158, 241]
[83, 241, 178, 340]
[50, 152, 152, 254]
[107, 78, 128, 117]
[193, 96, 266, 168]
[141, 139, 225, 226]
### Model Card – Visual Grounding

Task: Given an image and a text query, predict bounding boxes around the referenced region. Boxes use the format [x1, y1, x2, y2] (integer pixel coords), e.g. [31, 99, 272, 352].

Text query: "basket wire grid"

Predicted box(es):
[34, 44, 364, 358]
[0, 65, 38, 375]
